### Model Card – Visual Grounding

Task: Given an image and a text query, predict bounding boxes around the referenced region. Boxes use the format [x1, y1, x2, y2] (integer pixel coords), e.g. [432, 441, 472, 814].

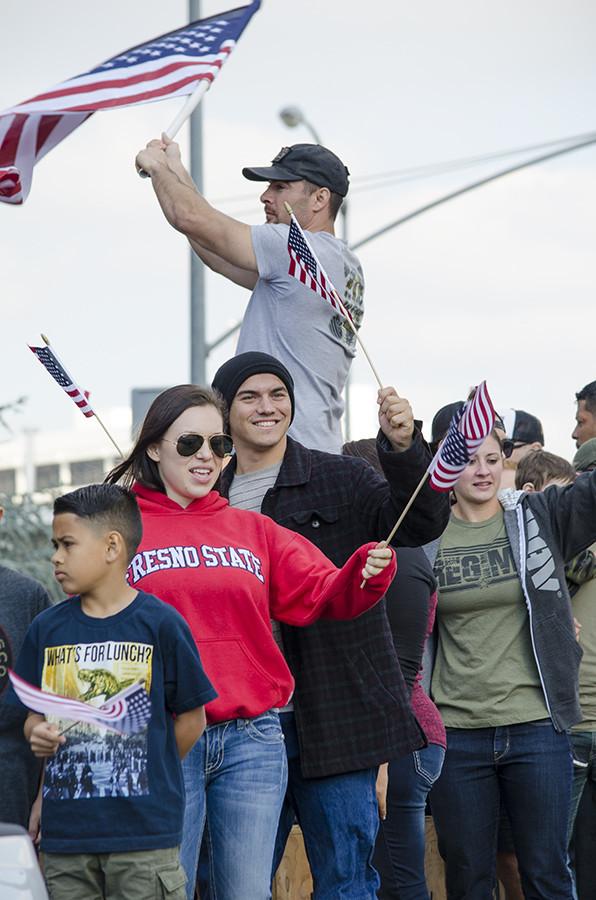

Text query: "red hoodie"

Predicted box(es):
[129, 484, 396, 723]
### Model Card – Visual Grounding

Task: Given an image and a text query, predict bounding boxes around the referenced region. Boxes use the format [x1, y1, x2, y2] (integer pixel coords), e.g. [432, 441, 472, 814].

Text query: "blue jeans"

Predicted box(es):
[179, 710, 287, 900]
[430, 722, 573, 900]
[373, 743, 445, 900]
[568, 730, 596, 839]
[272, 712, 380, 899]
[568, 731, 596, 899]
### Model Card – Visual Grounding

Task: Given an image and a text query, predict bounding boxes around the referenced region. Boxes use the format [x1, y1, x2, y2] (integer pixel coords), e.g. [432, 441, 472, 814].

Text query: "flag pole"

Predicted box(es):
[137, 80, 211, 178]
[360, 469, 431, 589]
[165, 79, 211, 139]
[284, 202, 383, 389]
[41, 335, 124, 460]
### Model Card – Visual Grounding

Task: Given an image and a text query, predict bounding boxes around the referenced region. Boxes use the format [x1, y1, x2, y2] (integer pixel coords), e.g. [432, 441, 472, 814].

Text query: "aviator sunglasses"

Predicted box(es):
[162, 433, 233, 459]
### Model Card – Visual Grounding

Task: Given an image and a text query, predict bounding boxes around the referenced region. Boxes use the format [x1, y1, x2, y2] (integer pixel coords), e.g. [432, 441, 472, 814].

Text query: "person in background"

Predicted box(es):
[565, 438, 596, 898]
[0, 502, 51, 836]
[340, 437, 446, 900]
[430, 429, 596, 899]
[572, 382, 596, 448]
[499, 409, 545, 489]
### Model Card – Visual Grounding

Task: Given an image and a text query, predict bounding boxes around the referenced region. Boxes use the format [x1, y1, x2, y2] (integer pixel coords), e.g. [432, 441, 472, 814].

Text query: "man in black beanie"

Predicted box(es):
[209, 351, 449, 899]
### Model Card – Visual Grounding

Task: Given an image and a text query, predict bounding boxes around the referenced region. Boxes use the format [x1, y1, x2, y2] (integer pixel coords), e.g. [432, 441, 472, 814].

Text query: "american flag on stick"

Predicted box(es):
[29, 341, 94, 418]
[428, 380, 496, 492]
[9, 670, 152, 736]
[285, 203, 384, 389]
[287, 213, 353, 322]
[0, 1, 260, 204]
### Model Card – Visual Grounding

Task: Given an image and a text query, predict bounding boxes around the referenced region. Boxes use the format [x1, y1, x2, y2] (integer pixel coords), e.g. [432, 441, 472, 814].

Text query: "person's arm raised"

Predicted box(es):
[136, 135, 258, 276]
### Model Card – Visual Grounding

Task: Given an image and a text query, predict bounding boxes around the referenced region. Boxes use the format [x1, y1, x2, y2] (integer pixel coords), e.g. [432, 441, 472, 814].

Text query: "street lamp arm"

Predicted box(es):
[350, 134, 596, 251]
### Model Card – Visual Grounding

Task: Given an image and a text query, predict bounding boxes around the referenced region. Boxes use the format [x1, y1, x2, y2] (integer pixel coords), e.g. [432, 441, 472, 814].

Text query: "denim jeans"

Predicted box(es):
[568, 731, 596, 898]
[179, 710, 287, 900]
[373, 743, 445, 900]
[430, 721, 573, 900]
[272, 712, 380, 899]
[568, 730, 596, 839]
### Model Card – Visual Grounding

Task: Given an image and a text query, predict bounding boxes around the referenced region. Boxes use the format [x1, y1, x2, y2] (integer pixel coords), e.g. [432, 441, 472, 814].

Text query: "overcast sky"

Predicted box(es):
[2, 0, 595, 458]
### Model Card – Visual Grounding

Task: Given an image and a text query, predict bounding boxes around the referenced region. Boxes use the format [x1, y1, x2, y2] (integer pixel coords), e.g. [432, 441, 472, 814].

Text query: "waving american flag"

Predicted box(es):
[287, 213, 354, 323]
[9, 670, 152, 736]
[0, 1, 260, 203]
[428, 381, 496, 491]
[29, 343, 94, 418]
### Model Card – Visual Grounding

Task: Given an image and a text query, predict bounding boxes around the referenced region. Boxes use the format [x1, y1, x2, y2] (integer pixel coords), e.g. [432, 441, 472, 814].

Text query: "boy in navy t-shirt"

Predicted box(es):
[13, 484, 216, 900]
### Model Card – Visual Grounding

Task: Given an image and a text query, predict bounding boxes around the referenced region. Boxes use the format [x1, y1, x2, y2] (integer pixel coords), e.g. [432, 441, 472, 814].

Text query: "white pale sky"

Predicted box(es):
[2, 0, 595, 458]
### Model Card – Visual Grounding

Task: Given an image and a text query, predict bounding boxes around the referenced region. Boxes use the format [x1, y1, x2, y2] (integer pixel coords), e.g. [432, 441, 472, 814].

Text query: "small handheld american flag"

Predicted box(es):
[29, 341, 94, 418]
[428, 380, 496, 492]
[9, 670, 152, 736]
[287, 213, 353, 322]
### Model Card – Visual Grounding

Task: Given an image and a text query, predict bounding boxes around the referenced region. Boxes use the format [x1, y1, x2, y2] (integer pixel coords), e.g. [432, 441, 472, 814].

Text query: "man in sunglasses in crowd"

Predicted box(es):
[498, 409, 545, 490]
[206, 351, 450, 900]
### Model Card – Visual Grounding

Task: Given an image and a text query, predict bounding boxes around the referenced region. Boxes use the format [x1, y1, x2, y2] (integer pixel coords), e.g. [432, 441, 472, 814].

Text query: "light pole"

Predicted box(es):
[278, 106, 352, 438]
[189, 0, 206, 385]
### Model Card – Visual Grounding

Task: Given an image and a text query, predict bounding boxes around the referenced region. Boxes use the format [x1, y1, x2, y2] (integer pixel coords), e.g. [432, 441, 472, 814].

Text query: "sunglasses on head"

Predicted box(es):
[163, 433, 233, 459]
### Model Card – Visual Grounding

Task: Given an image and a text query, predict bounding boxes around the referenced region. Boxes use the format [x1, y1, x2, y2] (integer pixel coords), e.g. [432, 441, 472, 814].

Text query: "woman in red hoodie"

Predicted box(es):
[106, 384, 394, 900]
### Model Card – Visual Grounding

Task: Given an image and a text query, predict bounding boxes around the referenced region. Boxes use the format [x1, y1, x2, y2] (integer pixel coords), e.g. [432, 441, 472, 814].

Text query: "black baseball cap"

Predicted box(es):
[508, 410, 544, 445]
[242, 144, 350, 197]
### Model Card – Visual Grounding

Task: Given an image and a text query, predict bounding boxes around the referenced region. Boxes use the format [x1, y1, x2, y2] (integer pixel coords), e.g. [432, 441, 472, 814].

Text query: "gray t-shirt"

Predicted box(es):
[0, 566, 51, 827]
[237, 223, 365, 453]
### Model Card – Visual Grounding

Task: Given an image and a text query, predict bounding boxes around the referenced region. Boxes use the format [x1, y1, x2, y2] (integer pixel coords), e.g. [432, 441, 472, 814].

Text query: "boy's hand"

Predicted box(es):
[29, 721, 65, 758]
[361, 541, 393, 582]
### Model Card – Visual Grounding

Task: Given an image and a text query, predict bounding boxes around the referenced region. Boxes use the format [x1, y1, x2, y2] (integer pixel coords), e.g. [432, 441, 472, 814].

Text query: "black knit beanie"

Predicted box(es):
[212, 352, 295, 423]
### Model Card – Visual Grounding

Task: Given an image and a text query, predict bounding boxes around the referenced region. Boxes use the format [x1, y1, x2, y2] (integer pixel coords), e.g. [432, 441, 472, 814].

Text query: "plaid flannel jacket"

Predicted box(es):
[219, 431, 450, 778]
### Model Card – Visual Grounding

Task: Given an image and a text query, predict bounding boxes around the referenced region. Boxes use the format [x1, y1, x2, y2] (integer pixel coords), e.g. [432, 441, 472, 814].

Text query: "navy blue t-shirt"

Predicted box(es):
[13, 590, 216, 854]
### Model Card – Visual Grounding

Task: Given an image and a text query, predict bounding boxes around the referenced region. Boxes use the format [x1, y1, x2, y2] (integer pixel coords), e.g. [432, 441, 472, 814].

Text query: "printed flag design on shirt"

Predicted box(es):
[0, 1, 260, 204]
[29, 344, 94, 417]
[428, 381, 496, 492]
[287, 213, 355, 324]
[9, 670, 151, 735]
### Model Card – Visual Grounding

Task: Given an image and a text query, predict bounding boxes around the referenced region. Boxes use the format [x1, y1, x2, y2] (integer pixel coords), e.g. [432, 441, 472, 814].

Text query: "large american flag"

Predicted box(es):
[9, 670, 152, 736]
[0, 1, 260, 204]
[29, 344, 94, 418]
[428, 381, 496, 491]
[287, 213, 354, 323]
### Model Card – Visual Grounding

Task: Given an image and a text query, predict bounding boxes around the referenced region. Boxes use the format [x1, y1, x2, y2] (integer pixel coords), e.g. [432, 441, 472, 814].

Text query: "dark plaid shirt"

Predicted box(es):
[219, 431, 450, 778]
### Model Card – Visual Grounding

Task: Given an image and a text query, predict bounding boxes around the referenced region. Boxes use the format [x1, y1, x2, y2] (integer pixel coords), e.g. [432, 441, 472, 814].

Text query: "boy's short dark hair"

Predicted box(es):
[515, 450, 575, 492]
[576, 381, 596, 415]
[54, 484, 142, 563]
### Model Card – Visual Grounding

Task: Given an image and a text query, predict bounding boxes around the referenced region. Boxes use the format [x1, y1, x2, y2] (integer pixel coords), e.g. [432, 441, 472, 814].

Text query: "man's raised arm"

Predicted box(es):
[136, 134, 258, 281]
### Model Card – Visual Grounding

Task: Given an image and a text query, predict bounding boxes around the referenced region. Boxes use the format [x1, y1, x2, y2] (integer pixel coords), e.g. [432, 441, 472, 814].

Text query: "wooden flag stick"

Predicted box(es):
[138, 80, 211, 178]
[360, 469, 431, 589]
[284, 202, 383, 389]
[41, 335, 124, 459]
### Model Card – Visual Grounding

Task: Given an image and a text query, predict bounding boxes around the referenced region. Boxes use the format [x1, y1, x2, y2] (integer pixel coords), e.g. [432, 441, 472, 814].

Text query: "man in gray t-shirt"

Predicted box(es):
[136, 139, 364, 452]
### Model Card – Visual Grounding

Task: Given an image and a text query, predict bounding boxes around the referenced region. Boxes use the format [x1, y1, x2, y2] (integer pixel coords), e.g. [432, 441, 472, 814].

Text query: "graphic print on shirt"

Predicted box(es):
[328, 261, 364, 350]
[127, 543, 265, 586]
[434, 536, 517, 592]
[42, 641, 153, 801]
[0, 626, 13, 696]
